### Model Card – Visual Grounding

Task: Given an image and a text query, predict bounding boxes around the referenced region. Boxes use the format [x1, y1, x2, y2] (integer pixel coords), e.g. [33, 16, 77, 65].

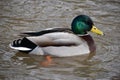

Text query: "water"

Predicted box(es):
[0, 0, 120, 80]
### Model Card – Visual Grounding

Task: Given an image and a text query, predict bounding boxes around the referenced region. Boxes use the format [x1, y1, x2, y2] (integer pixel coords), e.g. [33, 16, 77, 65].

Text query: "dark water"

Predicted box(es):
[0, 0, 120, 80]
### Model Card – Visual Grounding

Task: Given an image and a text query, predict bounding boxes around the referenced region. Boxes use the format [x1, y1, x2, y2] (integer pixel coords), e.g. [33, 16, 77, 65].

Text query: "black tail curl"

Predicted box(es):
[11, 37, 37, 53]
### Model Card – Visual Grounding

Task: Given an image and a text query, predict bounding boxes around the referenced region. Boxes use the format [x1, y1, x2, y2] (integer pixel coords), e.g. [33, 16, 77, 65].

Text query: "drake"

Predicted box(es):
[10, 15, 103, 57]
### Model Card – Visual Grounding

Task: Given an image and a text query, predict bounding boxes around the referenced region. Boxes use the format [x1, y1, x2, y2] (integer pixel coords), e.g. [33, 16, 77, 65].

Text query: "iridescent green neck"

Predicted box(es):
[71, 15, 93, 35]
[72, 21, 88, 35]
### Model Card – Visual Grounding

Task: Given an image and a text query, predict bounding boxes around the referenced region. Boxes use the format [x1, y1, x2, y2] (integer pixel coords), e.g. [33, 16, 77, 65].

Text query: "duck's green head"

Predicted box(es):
[71, 15, 103, 35]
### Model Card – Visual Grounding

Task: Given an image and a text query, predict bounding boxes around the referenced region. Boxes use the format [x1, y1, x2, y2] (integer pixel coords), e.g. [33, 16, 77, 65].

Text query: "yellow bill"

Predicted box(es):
[91, 25, 104, 35]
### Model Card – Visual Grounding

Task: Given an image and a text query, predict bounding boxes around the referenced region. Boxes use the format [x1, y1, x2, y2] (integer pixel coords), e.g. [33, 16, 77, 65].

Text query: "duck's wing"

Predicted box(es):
[21, 28, 72, 36]
[27, 31, 84, 47]
[10, 28, 81, 51]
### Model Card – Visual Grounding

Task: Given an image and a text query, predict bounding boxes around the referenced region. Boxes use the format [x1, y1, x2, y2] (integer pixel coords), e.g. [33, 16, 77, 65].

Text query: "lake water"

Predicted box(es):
[0, 0, 120, 80]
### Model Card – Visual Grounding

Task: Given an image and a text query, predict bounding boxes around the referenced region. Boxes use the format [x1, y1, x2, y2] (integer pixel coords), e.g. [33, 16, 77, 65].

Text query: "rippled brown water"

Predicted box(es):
[0, 0, 120, 80]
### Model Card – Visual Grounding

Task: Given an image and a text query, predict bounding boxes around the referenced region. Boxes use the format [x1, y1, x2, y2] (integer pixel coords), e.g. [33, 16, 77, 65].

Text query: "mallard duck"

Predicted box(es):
[10, 15, 103, 57]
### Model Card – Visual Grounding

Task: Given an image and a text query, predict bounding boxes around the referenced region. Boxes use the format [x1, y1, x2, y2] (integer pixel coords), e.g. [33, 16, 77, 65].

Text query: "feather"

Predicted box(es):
[21, 28, 72, 36]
